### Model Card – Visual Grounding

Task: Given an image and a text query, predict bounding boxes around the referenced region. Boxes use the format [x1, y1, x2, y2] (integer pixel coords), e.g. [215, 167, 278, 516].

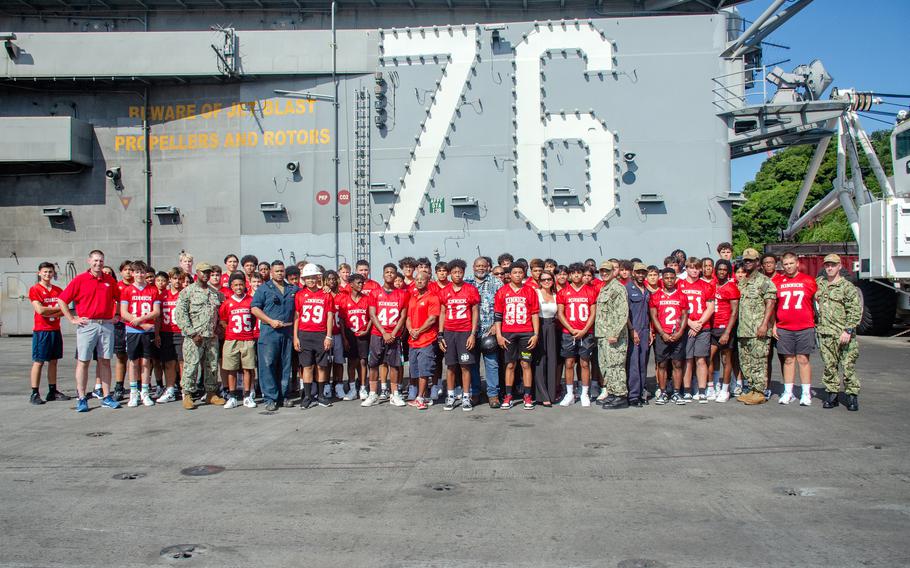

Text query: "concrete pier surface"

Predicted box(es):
[0, 335, 908, 568]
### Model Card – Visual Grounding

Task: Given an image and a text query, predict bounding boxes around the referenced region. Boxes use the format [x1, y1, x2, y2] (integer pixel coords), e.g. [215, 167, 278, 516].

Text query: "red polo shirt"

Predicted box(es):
[58, 270, 120, 319]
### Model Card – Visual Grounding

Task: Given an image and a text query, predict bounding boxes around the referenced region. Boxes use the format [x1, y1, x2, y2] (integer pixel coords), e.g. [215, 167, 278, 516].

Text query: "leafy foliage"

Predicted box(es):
[732, 129, 894, 253]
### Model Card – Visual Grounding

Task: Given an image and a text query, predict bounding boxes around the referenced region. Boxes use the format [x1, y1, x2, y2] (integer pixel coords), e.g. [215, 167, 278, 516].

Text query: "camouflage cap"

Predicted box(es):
[195, 262, 213, 272]
[823, 253, 841, 264]
[741, 248, 760, 260]
[633, 262, 647, 272]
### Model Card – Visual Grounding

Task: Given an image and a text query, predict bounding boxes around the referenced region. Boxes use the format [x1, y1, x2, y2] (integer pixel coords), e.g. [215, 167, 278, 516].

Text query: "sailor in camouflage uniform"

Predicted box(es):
[174, 262, 226, 410]
[815, 254, 863, 411]
[735, 248, 777, 405]
[595, 261, 630, 410]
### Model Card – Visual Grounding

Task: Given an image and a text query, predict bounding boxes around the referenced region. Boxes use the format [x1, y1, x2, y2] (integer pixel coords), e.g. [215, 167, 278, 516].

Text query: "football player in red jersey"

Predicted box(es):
[428, 261, 450, 296]
[679, 257, 716, 402]
[28, 262, 68, 404]
[772, 252, 818, 406]
[526, 258, 544, 289]
[293, 264, 335, 409]
[494, 262, 540, 410]
[649, 268, 689, 405]
[119, 261, 162, 408]
[108, 259, 134, 400]
[438, 259, 480, 411]
[149, 270, 169, 398]
[355, 259, 382, 295]
[240, 254, 258, 283]
[701, 257, 715, 283]
[324, 270, 354, 400]
[221, 254, 239, 288]
[708, 259, 739, 403]
[398, 256, 417, 288]
[362, 263, 410, 408]
[338, 273, 372, 400]
[617, 260, 632, 287]
[556, 262, 598, 407]
[337, 262, 352, 294]
[155, 267, 187, 403]
[219, 273, 258, 409]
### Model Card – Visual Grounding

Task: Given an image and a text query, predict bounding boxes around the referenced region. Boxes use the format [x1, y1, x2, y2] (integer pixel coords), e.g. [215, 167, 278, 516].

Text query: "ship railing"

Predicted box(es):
[711, 63, 771, 113]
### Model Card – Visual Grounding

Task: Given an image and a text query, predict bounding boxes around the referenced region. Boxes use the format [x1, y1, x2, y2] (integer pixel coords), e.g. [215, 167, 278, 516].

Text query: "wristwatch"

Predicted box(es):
[844, 328, 855, 335]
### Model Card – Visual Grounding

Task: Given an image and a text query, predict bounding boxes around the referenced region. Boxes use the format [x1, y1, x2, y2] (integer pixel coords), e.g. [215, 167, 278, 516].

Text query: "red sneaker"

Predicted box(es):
[407, 398, 427, 410]
[501, 394, 513, 409]
[523, 394, 534, 409]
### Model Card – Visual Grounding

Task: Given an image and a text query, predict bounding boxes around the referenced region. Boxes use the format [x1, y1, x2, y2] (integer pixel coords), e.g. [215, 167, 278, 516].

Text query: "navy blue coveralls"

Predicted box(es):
[252, 279, 299, 405]
[626, 281, 651, 401]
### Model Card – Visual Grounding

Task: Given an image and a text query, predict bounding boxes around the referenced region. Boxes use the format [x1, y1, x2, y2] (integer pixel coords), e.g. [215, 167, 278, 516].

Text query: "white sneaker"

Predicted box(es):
[359, 386, 368, 400]
[715, 390, 730, 403]
[379, 390, 390, 401]
[732, 383, 743, 396]
[334, 384, 346, 399]
[654, 388, 662, 401]
[429, 384, 441, 401]
[361, 392, 379, 407]
[343, 388, 357, 401]
[706, 386, 716, 401]
[692, 393, 703, 403]
[580, 395, 591, 407]
[390, 392, 406, 407]
[156, 388, 176, 404]
[127, 390, 140, 407]
[224, 396, 239, 409]
[558, 393, 575, 407]
[407, 385, 417, 401]
[243, 395, 257, 408]
[799, 393, 812, 406]
[141, 392, 155, 407]
[779, 392, 795, 405]
[595, 389, 610, 402]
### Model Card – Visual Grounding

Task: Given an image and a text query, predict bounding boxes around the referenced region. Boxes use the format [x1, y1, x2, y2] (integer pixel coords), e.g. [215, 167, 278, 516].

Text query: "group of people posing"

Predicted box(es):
[26, 241, 863, 414]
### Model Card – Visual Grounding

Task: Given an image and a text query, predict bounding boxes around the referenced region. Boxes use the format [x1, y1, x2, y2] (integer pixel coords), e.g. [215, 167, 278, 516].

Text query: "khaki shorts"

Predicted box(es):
[222, 339, 257, 371]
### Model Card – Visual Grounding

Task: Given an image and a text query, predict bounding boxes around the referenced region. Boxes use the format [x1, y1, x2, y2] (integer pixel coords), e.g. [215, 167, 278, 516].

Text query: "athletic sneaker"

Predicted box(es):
[558, 393, 575, 407]
[343, 388, 357, 401]
[141, 392, 155, 407]
[764, 388, 772, 400]
[30, 392, 45, 405]
[359, 386, 368, 400]
[655, 392, 669, 405]
[429, 384, 441, 401]
[76, 397, 90, 412]
[157, 388, 177, 403]
[595, 389, 610, 403]
[454, 386, 463, 401]
[697, 393, 708, 404]
[316, 394, 332, 407]
[335, 384, 346, 399]
[46, 389, 71, 402]
[152, 385, 164, 399]
[243, 395, 257, 408]
[732, 383, 743, 396]
[127, 390, 140, 407]
[523, 394, 534, 409]
[112, 384, 125, 401]
[715, 390, 730, 403]
[100, 395, 121, 409]
[379, 390, 390, 401]
[407, 385, 417, 401]
[389, 392, 406, 407]
[224, 396, 240, 409]
[299, 395, 314, 409]
[705, 386, 716, 401]
[671, 393, 685, 405]
[654, 388, 662, 400]
[799, 393, 812, 406]
[580, 394, 591, 408]
[683, 392, 693, 403]
[360, 392, 379, 407]
[462, 397, 473, 412]
[779, 392, 795, 405]
[443, 394, 457, 411]
[501, 394, 514, 409]
[91, 387, 104, 400]
[408, 398, 428, 410]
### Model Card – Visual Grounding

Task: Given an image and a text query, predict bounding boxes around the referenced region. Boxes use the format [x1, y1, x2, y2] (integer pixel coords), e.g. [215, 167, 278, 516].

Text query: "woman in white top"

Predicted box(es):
[534, 271, 559, 406]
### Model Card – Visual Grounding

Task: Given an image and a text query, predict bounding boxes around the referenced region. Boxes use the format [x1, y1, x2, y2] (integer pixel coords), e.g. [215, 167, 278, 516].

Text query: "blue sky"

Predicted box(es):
[730, 0, 910, 192]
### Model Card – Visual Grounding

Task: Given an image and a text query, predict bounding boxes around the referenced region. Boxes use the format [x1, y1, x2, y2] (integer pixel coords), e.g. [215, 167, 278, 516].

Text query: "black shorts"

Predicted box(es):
[344, 329, 370, 360]
[443, 330, 476, 366]
[368, 334, 402, 368]
[776, 328, 816, 355]
[297, 331, 331, 368]
[654, 335, 686, 363]
[32, 330, 63, 362]
[560, 333, 596, 360]
[503, 332, 534, 363]
[710, 327, 737, 348]
[684, 329, 711, 358]
[114, 322, 127, 355]
[157, 331, 180, 362]
[125, 332, 155, 361]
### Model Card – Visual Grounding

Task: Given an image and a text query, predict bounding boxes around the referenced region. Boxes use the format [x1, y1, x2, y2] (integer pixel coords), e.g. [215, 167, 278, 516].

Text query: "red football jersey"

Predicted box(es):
[294, 288, 335, 333]
[220, 294, 256, 341]
[427, 280, 450, 298]
[713, 280, 741, 329]
[29, 283, 63, 332]
[678, 278, 716, 328]
[361, 278, 382, 295]
[556, 283, 597, 335]
[524, 279, 540, 290]
[120, 284, 161, 331]
[407, 290, 441, 348]
[494, 283, 540, 334]
[589, 278, 605, 295]
[338, 292, 372, 335]
[774, 272, 817, 331]
[369, 287, 410, 337]
[649, 288, 687, 334]
[440, 283, 480, 332]
[160, 289, 181, 333]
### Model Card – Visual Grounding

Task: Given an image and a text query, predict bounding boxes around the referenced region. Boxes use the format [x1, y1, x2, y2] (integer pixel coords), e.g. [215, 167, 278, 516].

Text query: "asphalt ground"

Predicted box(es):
[0, 335, 908, 568]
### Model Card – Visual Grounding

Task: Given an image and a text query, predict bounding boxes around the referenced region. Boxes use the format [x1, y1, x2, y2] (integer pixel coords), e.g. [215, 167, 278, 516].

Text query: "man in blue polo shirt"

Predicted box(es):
[251, 260, 298, 411]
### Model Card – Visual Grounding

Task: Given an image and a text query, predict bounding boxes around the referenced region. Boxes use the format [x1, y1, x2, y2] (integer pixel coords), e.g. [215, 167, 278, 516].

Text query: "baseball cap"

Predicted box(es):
[741, 248, 760, 260]
[633, 262, 647, 272]
[195, 262, 213, 272]
[599, 261, 613, 271]
[823, 253, 841, 264]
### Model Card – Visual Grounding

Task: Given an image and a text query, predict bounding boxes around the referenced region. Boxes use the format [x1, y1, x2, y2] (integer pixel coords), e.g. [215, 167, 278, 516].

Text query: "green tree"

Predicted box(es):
[732, 129, 893, 253]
